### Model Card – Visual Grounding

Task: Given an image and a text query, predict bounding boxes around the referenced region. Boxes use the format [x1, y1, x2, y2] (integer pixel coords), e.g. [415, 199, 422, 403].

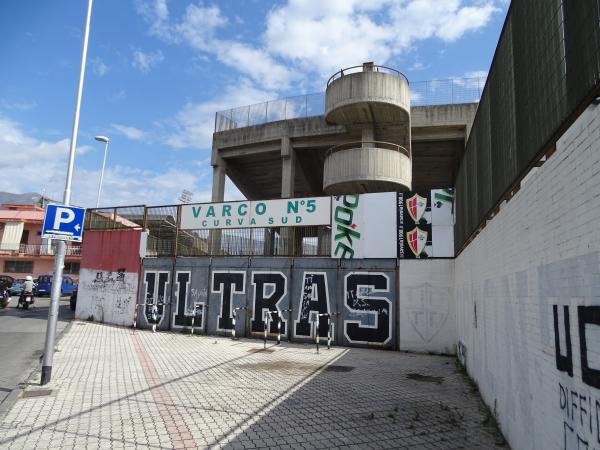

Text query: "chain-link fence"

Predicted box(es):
[85, 204, 332, 257]
[214, 77, 485, 132]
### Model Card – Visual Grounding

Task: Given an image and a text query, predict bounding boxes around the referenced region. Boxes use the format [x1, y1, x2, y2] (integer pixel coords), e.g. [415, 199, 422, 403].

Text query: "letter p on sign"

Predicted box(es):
[53, 207, 75, 229]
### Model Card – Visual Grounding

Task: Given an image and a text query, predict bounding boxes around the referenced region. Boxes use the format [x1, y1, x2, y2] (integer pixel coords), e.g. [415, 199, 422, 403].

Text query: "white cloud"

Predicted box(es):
[165, 79, 276, 150]
[89, 57, 108, 77]
[136, 0, 501, 92]
[173, 3, 228, 51]
[132, 48, 164, 74]
[0, 115, 210, 207]
[111, 123, 147, 141]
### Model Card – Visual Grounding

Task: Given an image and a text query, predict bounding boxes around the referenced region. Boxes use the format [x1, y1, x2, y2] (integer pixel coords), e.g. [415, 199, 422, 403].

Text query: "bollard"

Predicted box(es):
[316, 316, 320, 354]
[263, 311, 268, 349]
[190, 304, 203, 336]
[133, 303, 141, 329]
[277, 315, 281, 345]
[327, 314, 331, 350]
[151, 304, 158, 333]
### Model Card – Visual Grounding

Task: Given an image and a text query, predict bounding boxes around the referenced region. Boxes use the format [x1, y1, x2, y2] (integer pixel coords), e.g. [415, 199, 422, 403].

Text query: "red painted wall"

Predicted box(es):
[81, 230, 142, 273]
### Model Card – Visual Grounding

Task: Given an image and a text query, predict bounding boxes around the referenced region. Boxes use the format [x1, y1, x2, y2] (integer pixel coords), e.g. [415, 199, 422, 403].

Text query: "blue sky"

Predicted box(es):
[0, 0, 508, 207]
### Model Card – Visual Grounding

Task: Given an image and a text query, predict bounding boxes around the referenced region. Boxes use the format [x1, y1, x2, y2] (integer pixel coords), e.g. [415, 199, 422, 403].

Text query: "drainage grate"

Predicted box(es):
[21, 389, 52, 398]
[325, 365, 355, 373]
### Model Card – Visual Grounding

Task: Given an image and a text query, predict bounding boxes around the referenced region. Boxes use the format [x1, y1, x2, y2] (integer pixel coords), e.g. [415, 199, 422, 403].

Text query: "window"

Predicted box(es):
[4, 261, 33, 273]
[63, 262, 80, 275]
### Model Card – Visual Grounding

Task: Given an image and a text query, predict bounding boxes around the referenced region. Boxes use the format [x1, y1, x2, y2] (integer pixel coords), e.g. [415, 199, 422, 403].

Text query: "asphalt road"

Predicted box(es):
[0, 295, 73, 404]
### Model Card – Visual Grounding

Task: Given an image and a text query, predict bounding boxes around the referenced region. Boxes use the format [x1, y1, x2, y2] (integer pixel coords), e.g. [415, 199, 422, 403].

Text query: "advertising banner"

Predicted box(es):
[397, 188, 454, 258]
[330, 192, 397, 259]
[180, 197, 330, 230]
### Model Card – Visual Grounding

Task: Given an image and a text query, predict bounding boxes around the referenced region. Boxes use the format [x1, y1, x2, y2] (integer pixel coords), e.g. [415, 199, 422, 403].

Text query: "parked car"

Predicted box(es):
[9, 278, 27, 296]
[70, 286, 78, 311]
[35, 275, 77, 297]
[0, 275, 14, 292]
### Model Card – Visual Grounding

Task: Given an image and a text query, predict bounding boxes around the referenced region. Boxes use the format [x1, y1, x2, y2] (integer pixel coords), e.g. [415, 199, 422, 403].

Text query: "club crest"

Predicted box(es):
[406, 193, 427, 222]
[407, 227, 428, 257]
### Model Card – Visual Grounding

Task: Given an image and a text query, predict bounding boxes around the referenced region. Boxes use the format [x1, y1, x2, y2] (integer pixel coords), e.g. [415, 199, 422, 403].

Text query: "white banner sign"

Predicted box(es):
[180, 197, 331, 230]
[331, 192, 397, 259]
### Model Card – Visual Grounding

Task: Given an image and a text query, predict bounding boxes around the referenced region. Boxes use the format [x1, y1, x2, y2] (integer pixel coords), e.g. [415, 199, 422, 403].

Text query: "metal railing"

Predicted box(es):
[214, 77, 486, 132]
[0, 243, 82, 256]
[85, 205, 332, 258]
[326, 64, 409, 86]
[326, 141, 410, 158]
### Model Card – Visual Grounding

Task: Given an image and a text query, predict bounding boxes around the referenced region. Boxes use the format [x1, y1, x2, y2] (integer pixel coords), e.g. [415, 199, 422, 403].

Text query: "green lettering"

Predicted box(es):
[222, 205, 232, 216]
[207, 206, 215, 217]
[238, 204, 248, 216]
[255, 202, 266, 215]
[192, 206, 202, 218]
[287, 201, 298, 214]
[306, 199, 316, 213]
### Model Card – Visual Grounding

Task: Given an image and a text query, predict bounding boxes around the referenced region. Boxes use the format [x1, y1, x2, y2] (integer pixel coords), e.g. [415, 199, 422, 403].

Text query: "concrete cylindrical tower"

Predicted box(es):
[323, 62, 412, 194]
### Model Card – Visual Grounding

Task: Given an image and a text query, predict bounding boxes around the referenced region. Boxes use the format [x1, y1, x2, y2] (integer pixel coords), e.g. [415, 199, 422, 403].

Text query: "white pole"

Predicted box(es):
[41, 0, 94, 386]
[96, 140, 109, 208]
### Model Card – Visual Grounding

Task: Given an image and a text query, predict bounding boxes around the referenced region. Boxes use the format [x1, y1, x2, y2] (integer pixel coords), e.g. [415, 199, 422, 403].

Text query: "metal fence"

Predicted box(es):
[85, 205, 331, 258]
[454, 0, 600, 251]
[214, 77, 486, 132]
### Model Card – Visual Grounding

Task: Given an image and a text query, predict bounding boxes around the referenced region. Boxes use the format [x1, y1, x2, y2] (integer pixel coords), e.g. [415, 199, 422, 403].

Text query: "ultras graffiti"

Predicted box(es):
[344, 272, 391, 345]
[142, 271, 170, 328]
[159, 267, 393, 346]
[293, 272, 332, 340]
[554, 304, 600, 449]
[251, 272, 287, 334]
[172, 271, 206, 330]
[212, 271, 245, 332]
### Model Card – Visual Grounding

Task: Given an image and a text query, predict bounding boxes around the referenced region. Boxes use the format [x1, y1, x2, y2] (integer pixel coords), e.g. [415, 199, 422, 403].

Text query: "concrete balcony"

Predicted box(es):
[325, 64, 411, 127]
[323, 141, 412, 194]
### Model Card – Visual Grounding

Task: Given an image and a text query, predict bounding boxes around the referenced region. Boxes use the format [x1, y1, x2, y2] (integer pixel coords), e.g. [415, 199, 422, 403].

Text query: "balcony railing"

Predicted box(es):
[214, 76, 486, 132]
[0, 243, 82, 256]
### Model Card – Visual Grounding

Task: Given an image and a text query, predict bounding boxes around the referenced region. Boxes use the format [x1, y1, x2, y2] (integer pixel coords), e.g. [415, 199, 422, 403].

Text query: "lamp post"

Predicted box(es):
[41, 0, 94, 386]
[94, 135, 110, 208]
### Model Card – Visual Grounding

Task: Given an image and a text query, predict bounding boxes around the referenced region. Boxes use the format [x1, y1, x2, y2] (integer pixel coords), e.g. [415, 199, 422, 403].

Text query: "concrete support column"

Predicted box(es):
[210, 158, 227, 254]
[211, 158, 227, 202]
[280, 136, 295, 255]
[280, 136, 295, 198]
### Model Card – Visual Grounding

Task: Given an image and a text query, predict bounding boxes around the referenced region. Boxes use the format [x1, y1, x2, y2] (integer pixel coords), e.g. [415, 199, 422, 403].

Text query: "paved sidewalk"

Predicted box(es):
[0, 323, 507, 449]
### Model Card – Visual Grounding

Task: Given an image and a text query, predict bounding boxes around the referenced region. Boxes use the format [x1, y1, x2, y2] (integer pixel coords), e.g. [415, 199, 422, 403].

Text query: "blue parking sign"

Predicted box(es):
[42, 204, 86, 242]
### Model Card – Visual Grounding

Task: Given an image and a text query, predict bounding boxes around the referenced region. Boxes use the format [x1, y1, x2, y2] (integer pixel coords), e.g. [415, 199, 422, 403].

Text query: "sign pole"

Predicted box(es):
[41, 0, 94, 386]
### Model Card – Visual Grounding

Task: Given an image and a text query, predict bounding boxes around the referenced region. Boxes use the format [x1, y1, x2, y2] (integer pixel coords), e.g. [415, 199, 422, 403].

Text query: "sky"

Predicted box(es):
[0, 0, 509, 208]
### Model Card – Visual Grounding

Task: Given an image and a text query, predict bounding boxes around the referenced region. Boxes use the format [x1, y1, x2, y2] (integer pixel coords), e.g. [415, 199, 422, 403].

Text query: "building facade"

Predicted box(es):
[0, 204, 81, 279]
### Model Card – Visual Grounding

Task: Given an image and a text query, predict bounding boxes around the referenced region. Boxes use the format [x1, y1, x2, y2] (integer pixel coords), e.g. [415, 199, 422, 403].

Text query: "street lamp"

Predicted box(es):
[94, 135, 110, 208]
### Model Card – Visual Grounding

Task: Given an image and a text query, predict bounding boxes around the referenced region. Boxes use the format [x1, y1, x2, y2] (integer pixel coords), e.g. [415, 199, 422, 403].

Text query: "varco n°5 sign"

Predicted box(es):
[180, 197, 331, 230]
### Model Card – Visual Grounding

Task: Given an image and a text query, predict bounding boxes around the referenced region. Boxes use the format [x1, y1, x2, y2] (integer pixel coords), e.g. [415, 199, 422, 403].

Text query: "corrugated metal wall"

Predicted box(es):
[455, 0, 600, 249]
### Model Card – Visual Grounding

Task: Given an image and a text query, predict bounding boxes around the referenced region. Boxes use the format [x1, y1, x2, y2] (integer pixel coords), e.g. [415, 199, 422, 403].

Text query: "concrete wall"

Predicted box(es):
[76, 230, 143, 326]
[139, 257, 397, 349]
[399, 259, 455, 354]
[454, 103, 600, 450]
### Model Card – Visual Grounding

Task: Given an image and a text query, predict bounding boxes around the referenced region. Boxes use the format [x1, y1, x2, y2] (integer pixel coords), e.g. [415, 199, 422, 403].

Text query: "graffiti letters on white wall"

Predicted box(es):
[554, 304, 600, 449]
[76, 268, 138, 326]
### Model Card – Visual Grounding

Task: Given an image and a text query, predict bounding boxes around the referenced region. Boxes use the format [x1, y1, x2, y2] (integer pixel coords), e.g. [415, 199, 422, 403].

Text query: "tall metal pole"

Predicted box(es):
[96, 140, 109, 208]
[41, 0, 94, 386]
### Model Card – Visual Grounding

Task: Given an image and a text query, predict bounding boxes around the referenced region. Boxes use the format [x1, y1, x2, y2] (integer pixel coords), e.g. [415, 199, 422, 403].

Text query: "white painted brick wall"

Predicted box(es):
[399, 259, 456, 354]
[455, 103, 600, 450]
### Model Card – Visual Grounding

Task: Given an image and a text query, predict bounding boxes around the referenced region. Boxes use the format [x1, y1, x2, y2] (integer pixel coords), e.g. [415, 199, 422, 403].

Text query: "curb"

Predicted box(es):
[0, 318, 74, 422]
